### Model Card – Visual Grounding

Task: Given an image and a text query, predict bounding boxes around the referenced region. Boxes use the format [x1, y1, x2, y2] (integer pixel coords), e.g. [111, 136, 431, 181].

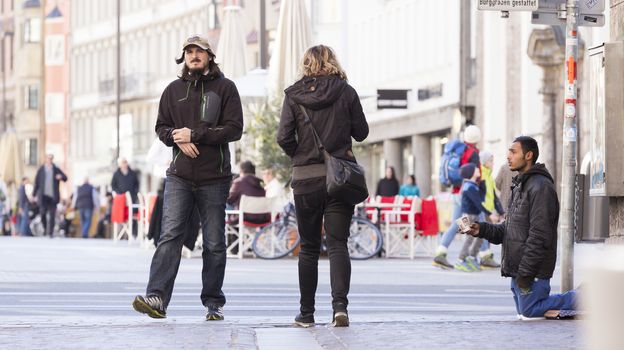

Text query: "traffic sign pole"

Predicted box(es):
[560, 0, 578, 293]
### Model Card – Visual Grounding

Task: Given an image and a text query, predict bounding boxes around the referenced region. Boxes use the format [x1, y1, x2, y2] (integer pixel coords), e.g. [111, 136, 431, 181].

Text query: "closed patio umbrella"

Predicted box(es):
[217, 5, 248, 80]
[267, 0, 312, 95]
[0, 131, 24, 185]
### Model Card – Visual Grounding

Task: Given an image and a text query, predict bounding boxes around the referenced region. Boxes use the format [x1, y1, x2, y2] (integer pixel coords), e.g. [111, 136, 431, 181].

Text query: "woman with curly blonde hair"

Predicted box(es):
[277, 45, 369, 328]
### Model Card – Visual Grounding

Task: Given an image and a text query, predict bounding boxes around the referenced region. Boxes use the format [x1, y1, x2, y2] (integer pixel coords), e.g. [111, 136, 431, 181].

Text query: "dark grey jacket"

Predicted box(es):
[277, 75, 369, 194]
[478, 164, 559, 279]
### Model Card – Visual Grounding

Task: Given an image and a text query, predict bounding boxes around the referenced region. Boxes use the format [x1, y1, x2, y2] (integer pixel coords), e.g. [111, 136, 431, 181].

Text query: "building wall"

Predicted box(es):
[309, 0, 462, 195]
[0, 0, 15, 134]
[44, 0, 71, 185]
[14, 1, 44, 178]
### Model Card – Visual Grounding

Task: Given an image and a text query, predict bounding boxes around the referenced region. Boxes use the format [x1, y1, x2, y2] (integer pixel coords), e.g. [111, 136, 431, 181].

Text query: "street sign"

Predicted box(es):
[477, 0, 538, 11]
[581, 0, 605, 14]
[532, 0, 605, 27]
[532, 11, 605, 27]
[536, 0, 605, 14]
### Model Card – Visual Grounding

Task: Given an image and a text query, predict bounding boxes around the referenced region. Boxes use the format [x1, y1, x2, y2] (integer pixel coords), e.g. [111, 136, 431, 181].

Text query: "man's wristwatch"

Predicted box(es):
[190, 129, 196, 142]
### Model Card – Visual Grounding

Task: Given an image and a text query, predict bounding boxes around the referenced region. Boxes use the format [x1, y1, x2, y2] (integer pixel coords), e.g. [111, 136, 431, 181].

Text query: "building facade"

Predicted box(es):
[44, 0, 70, 178]
[0, 0, 15, 136]
[14, 0, 44, 178]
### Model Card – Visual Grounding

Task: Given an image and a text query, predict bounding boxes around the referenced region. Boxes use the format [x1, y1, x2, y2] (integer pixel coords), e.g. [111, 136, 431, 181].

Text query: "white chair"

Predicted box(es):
[225, 195, 277, 259]
[125, 192, 144, 244]
[383, 196, 422, 259]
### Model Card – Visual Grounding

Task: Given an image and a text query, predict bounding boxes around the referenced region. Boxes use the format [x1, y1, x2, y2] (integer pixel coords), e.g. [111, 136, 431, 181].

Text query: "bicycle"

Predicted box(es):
[251, 203, 383, 260]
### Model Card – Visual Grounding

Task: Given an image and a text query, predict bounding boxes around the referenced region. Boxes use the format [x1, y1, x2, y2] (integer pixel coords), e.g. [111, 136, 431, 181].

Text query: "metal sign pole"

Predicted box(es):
[560, 0, 579, 293]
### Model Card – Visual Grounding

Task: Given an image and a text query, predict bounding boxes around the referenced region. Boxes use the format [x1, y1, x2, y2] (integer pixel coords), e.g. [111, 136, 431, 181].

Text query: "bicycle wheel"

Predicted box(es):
[348, 216, 383, 260]
[252, 219, 300, 259]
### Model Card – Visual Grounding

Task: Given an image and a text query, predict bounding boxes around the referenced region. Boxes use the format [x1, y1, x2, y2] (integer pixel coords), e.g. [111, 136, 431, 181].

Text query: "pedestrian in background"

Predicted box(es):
[132, 34, 243, 321]
[111, 157, 140, 202]
[262, 168, 286, 200]
[263, 168, 288, 212]
[432, 125, 482, 269]
[399, 174, 420, 197]
[33, 153, 68, 238]
[464, 136, 577, 318]
[227, 161, 265, 208]
[454, 163, 494, 272]
[17, 177, 33, 236]
[278, 44, 369, 328]
[227, 161, 269, 224]
[0, 177, 9, 235]
[376, 166, 400, 197]
[72, 176, 100, 238]
[478, 151, 503, 268]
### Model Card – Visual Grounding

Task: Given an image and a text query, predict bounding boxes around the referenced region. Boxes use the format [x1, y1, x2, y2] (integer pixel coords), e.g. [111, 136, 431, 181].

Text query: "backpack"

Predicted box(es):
[439, 139, 467, 187]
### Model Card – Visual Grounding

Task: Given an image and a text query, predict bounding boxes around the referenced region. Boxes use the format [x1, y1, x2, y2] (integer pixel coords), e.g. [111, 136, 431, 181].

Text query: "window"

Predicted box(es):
[8, 35, 13, 70]
[23, 85, 39, 109]
[25, 138, 37, 165]
[23, 17, 41, 43]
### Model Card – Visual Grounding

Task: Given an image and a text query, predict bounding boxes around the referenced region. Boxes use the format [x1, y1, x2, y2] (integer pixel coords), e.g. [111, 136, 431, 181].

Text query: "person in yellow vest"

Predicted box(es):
[479, 151, 504, 268]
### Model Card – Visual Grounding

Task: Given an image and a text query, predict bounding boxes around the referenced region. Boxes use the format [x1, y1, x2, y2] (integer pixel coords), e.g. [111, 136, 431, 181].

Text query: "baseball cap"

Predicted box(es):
[181, 34, 211, 51]
[175, 34, 213, 64]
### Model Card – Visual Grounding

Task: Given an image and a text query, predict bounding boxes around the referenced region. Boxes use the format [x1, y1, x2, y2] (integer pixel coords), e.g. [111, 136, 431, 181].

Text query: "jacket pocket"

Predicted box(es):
[201, 91, 222, 125]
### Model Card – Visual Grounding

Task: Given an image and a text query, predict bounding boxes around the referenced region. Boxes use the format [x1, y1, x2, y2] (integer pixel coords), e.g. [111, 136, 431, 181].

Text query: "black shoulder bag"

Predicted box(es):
[298, 105, 369, 205]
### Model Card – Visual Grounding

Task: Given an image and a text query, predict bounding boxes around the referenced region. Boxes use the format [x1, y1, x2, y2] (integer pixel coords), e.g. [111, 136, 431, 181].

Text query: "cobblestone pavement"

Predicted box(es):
[0, 237, 593, 349]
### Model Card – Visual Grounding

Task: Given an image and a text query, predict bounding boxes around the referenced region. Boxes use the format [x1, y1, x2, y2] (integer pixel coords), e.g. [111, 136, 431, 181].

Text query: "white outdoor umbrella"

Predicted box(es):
[267, 0, 312, 95]
[0, 131, 24, 184]
[217, 5, 248, 80]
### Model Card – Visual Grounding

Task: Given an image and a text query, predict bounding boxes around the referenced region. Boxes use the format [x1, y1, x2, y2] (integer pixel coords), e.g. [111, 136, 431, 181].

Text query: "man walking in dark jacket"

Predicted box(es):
[132, 34, 243, 321]
[111, 157, 139, 202]
[464, 136, 576, 318]
[33, 153, 68, 238]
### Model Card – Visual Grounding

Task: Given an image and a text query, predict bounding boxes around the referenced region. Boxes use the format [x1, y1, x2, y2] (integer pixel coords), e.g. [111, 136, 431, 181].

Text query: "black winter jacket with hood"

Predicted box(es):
[478, 163, 559, 280]
[277, 75, 369, 194]
[155, 73, 243, 185]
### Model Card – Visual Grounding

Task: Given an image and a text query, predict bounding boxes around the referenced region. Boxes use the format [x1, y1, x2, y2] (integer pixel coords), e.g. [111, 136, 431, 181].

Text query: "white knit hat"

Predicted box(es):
[479, 150, 493, 164]
[463, 125, 481, 144]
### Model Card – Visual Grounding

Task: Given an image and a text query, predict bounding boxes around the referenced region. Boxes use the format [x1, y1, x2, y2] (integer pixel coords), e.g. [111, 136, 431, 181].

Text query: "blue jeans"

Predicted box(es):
[146, 175, 230, 309]
[19, 206, 31, 236]
[440, 194, 489, 252]
[79, 208, 93, 238]
[511, 277, 577, 317]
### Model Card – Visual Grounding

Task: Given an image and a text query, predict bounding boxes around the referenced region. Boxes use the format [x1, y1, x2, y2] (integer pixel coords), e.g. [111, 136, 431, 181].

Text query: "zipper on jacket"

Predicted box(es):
[201, 94, 207, 121]
[219, 144, 224, 173]
[178, 82, 191, 102]
[172, 149, 181, 172]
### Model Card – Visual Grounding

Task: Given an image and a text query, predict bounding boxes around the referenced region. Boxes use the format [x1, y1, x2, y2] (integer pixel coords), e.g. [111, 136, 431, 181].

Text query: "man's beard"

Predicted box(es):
[188, 62, 208, 76]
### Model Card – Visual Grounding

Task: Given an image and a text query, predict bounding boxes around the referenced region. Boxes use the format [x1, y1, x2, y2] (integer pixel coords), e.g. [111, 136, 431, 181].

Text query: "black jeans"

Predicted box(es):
[146, 176, 230, 309]
[294, 189, 354, 315]
[40, 195, 56, 237]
